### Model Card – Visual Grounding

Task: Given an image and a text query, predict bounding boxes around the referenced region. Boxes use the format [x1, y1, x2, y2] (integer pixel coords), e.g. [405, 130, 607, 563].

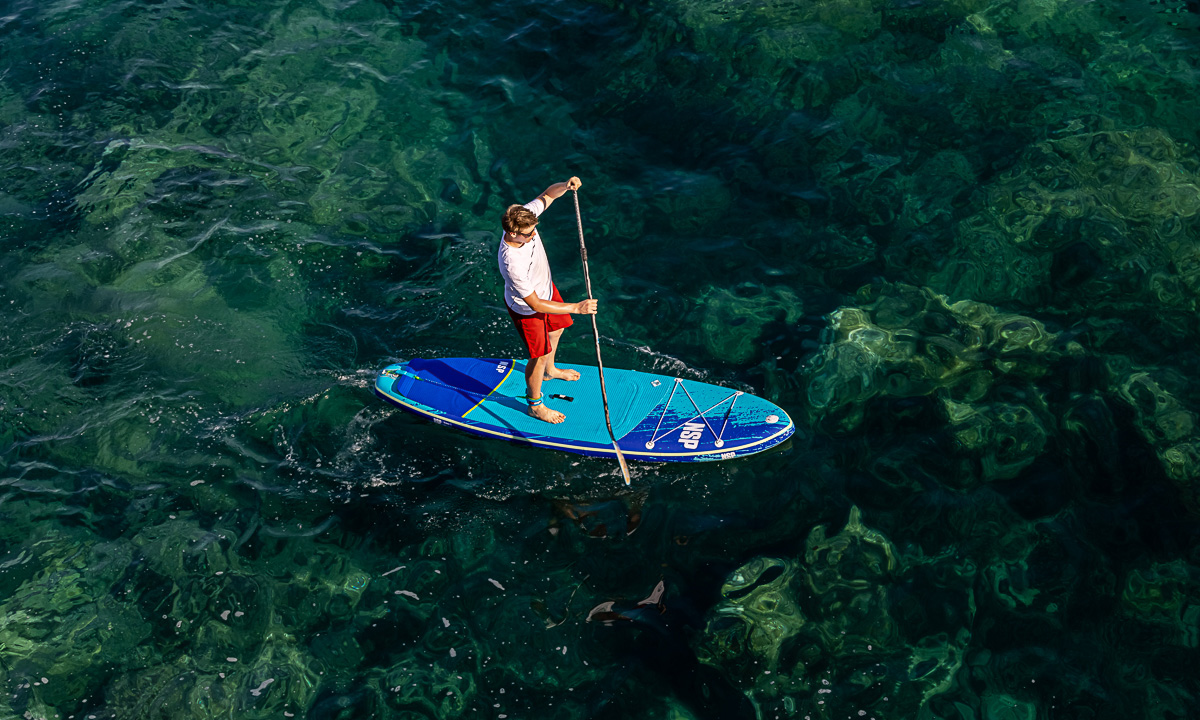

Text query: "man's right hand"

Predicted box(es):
[574, 299, 598, 315]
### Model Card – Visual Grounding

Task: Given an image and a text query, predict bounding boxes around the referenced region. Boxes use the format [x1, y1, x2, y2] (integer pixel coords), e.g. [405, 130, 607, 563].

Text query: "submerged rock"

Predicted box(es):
[802, 282, 1057, 433]
[695, 507, 972, 717]
[1118, 559, 1200, 650]
[695, 556, 807, 688]
[1111, 369, 1200, 511]
[699, 284, 803, 365]
[936, 127, 1200, 313]
[944, 399, 1048, 482]
[802, 283, 1200, 507]
[0, 528, 152, 714]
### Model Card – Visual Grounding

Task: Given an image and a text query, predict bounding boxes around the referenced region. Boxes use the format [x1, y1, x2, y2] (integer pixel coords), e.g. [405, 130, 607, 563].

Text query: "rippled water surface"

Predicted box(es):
[3, 0, 1200, 718]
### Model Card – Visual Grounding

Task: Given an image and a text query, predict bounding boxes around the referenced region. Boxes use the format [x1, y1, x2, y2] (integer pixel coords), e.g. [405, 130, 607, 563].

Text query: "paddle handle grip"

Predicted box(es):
[574, 193, 595, 300]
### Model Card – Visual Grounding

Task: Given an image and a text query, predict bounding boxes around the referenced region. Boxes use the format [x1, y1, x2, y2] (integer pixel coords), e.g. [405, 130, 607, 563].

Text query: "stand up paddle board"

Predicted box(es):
[374, 358, 794, 463]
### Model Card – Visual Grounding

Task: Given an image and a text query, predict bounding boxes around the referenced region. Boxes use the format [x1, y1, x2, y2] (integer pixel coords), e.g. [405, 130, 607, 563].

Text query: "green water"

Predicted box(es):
[2, 0, 1200, 717]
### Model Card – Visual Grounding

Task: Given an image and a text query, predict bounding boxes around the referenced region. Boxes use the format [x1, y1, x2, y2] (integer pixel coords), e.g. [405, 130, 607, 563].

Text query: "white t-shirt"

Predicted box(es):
[497, 198, 553, 316]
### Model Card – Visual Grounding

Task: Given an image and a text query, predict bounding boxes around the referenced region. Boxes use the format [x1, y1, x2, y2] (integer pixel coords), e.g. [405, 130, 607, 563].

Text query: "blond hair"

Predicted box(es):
[501, 204, 538, 234]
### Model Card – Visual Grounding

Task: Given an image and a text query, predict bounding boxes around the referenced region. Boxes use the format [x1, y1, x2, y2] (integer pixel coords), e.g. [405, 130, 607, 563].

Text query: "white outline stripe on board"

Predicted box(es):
[376, 384, 793, 459]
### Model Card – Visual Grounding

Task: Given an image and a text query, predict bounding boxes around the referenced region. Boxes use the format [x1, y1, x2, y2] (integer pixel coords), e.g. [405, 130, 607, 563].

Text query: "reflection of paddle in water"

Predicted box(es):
[551, 491, 645, 537]
[580, 578, 757, 719]
[586, 579, 666, 627]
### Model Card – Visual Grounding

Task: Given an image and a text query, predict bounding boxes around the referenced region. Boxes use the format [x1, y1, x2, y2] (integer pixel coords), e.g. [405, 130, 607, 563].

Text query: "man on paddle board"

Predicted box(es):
[498, 176, 598, 424]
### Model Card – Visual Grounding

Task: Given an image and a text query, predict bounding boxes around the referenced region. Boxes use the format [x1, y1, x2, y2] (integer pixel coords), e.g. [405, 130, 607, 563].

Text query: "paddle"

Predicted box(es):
[572, 189, 632, 485]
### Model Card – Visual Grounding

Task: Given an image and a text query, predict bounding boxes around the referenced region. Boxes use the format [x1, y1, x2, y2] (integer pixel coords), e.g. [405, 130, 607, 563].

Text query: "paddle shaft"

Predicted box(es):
[572, 189, 631, 485]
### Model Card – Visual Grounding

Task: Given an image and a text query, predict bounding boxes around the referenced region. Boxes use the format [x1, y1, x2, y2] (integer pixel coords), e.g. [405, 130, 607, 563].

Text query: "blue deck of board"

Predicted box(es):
[375, 358, 794, 463]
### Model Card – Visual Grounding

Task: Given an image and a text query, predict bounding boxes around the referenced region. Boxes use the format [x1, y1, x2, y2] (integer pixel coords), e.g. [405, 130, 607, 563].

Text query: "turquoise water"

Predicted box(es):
[3, 0, 1200, 717]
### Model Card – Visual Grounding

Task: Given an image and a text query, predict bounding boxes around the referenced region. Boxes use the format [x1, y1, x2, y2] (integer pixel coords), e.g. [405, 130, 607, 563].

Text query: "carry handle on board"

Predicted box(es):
[573, 189, 632, 485]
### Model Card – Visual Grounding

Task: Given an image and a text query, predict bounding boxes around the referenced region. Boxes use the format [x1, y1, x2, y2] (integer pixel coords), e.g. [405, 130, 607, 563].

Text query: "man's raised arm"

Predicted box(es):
[535, 176, 582, 210]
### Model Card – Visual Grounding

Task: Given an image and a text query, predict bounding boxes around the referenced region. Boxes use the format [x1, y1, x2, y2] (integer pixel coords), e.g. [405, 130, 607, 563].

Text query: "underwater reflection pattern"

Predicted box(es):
[2, 0, 1200, 718]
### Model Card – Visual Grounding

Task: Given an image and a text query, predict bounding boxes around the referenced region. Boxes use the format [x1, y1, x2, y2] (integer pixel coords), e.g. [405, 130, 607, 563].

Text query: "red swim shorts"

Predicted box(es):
[508, 284, 574, 359]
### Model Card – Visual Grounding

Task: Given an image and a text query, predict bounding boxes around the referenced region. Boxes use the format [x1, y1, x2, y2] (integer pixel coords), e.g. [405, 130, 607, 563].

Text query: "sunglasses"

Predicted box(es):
[512, 226, 538, 239]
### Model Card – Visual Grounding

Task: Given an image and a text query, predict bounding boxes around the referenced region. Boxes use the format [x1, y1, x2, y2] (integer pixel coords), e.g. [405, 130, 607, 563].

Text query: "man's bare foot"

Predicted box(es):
[529, 402, 566, 424]
[545, 367, 581, 381]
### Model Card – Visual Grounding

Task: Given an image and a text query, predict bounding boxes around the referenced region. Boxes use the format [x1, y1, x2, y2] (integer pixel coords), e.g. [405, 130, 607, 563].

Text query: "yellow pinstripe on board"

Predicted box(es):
[461, 362, 515, 419]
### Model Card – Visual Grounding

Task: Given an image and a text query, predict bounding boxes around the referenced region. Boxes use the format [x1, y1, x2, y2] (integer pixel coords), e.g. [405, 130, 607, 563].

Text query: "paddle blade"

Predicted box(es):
[613, 443, 631, 485]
